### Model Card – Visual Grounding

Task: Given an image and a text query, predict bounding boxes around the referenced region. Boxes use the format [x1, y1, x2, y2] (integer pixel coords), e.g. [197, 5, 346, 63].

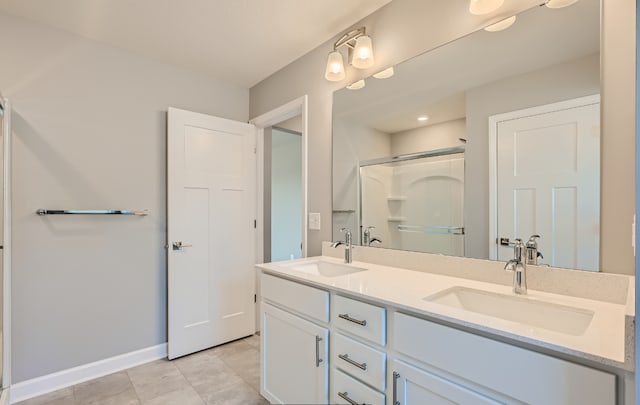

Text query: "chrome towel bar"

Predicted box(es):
[36, 209, 149, 216]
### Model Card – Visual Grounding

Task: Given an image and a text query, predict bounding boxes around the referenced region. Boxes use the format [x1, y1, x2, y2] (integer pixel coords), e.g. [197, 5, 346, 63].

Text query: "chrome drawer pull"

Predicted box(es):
[315, 336, 323, 367]
[338, 353, 367, 371]
[338, 391, 361, 405]
[338, 313, 367, 326]
[393, 371, 401, 405]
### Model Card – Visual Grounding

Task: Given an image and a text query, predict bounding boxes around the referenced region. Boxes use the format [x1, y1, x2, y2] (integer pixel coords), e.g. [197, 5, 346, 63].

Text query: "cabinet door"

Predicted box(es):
[261, 302, 328, 404]
[392, 360, 501, 405]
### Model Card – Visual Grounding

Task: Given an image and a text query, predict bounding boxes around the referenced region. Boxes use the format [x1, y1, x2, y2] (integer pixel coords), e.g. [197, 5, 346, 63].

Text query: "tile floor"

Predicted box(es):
[17, 334, 267, 405]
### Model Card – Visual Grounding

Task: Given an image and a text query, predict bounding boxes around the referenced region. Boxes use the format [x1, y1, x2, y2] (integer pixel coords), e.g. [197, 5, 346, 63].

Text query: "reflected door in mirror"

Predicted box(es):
[493, 96, 600, 271]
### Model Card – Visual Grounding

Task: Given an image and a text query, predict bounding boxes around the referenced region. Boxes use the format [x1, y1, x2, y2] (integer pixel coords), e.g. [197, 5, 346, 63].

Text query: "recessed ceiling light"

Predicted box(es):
[373, 67, 395, 79]
[346, 80, 366, 90]
[417, 116, 429, 122]
[469, 0, 504, 15]
[546, 0, 579, 8]
[484, 16, 516, 32]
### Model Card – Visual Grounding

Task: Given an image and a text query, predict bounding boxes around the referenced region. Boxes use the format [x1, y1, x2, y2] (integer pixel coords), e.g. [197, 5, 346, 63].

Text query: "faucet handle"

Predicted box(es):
[526, 234, 541, 246]
[508, 238, 525, 261]
[340, 228, 352, 244]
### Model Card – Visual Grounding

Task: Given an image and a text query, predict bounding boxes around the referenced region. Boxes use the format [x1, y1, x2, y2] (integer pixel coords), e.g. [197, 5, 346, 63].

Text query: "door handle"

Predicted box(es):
[315, 336, 323, 367]
[337, 392, 360, 405]
[393, 371, 401, 405]
[338, 313, 367, 326]
[338, 353, 367, 371]
[172, 241, 193, 250]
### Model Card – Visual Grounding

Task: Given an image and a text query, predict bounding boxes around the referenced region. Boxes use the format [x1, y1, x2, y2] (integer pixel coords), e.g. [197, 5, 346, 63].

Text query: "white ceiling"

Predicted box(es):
[0, 0, 392, 87]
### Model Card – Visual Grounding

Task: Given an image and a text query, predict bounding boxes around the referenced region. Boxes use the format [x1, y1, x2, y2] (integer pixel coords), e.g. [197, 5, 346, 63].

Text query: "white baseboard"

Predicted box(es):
[10, 343, 167, 404]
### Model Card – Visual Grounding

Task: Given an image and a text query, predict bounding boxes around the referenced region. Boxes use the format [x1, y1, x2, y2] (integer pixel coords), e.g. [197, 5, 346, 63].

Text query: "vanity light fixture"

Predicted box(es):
[484, 15, 516, 32]
[373, 67, 395, 79]
[417, 116, 429, 122]
[469, 0, 504, 15]
[346, 80, 366, 90]
[546, 0, 579, 8]
[325, 26, 375, 82]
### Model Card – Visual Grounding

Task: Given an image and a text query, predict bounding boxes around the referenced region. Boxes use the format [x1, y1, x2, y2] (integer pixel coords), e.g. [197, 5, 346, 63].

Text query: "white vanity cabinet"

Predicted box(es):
[260, 274, 330, 404]
[393, 312, 616, 405]
[392, 359, 502, 405]
[259, 270, 621, 405]
[330, 295, 387, 405]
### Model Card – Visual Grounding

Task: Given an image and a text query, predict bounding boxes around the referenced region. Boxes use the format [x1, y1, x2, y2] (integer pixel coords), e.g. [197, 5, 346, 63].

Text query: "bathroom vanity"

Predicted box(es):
[257, 245, 634, 405]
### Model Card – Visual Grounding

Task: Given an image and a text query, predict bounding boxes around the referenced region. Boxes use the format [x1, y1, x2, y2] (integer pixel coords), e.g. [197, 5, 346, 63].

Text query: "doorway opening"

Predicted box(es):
[264, 125, 303, 262]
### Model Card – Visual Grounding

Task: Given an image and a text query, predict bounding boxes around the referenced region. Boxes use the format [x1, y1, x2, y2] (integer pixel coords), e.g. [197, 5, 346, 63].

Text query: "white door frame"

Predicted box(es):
[488, 94, 600, 259]
[250, 95, 309, 263]
[1, 94, 11, 391]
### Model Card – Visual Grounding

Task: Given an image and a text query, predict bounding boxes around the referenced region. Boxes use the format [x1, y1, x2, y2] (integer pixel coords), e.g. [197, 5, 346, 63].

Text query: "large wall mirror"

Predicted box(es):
[332, 1, 601, 271]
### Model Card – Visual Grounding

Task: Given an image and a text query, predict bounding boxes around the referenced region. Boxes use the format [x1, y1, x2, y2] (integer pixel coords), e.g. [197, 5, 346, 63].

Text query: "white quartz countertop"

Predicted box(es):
[257, 255, 633, 371]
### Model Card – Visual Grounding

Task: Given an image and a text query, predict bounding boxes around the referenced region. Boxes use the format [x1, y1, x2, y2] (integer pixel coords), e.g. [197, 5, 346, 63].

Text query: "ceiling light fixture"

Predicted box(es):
[325, 27, 375, 82]
[469, 0, 504, 15]
[545, 0, 579, 8]
[417, 116, 429, 122]
[484, 15, 517, 32]
[373, 67, 395, 79]
[346, 80, 366, 90]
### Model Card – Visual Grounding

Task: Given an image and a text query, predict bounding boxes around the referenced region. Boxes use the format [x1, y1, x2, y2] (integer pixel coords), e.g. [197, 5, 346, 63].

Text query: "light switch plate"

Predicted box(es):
[309, 212, 321, 230]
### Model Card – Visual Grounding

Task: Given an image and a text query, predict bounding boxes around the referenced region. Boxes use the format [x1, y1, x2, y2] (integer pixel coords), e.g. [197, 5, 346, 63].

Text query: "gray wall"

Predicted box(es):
[250, 0, 636, 275]
[271, 129, 302, 261]
[0, 12, 249, 382]
[390, 119, 466, 156]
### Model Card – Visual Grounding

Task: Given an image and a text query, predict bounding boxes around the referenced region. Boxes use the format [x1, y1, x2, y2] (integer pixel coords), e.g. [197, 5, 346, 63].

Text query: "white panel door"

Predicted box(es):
[167, 107, 256, 359]
[495, 100, 600, 270]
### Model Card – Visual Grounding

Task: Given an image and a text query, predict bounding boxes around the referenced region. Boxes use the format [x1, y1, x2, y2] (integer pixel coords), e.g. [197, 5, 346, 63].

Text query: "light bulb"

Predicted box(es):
[373, 67, 395, 79]
[546, 0, 579, 8]
[346, 80, 366, 90]
[484, 16, 516, 32]
[325, 50, 345, 82]
[352, 35, 374, 69]
[469, 0, 504, 15]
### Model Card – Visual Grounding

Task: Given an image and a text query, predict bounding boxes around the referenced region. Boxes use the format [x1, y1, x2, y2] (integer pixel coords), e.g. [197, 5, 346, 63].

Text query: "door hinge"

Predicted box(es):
[254, 294, 257, 303]
[254, 219, 257, 228]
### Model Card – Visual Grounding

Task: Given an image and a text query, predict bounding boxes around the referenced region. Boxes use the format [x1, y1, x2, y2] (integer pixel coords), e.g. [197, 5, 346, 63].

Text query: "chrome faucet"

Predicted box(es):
[363, 226, 382, 247]
[525, 234, 543, 265]
[331, 228, 353, 263]
[504, 238, 527, 295]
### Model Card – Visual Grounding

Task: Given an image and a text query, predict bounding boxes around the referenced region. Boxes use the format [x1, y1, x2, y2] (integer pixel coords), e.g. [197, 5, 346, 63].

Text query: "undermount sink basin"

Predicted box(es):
[282, 260, 367, 278]
[424, 286, 594, 336]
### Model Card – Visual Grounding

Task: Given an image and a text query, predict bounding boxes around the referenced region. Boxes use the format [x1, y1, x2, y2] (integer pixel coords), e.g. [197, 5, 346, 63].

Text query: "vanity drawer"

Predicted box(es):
[393, 312, 615, 405]
[333, 295, 386, 345]
[260, 273, 329, 323]
[331, 368, 385, 405]
[332, 332, 386, 390]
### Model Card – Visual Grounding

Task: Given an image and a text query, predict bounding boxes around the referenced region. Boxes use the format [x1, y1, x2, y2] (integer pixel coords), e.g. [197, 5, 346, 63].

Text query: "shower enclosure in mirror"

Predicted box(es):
[332, 0, 601, 271]
[359, 148, 464, 256]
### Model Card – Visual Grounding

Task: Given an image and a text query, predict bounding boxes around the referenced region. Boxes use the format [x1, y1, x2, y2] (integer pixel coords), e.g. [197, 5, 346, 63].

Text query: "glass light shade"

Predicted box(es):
[546, 0, 578, 8]
[351, 35, 374, 69]
[373, 67, 395, 79]
[484, 15, 516, 32]
[325, 51, 345, 81]
[469, 0, 504, 15]
[346, 80, 366, 90]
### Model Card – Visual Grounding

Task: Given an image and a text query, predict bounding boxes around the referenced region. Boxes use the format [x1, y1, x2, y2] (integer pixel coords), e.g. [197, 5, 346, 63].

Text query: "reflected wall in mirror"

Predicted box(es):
[332, 0, 601, 271]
